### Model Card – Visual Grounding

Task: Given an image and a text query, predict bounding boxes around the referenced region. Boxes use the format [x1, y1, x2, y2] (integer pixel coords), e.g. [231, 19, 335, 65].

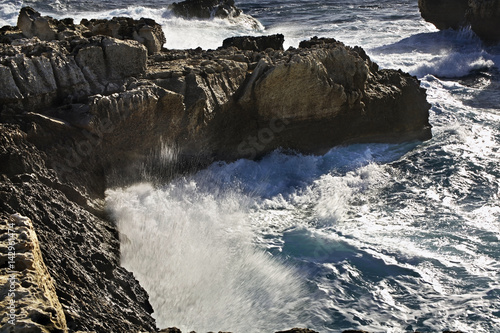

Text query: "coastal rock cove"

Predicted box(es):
[0, 1, 499, 333]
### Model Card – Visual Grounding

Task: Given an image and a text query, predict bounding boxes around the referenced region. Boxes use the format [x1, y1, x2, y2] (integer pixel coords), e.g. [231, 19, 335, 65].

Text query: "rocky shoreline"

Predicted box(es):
[0, 5, 434, 333]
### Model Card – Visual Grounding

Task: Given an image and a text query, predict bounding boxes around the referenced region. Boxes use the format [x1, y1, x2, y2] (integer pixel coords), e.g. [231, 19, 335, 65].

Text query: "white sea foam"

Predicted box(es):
[106, 180, 309, 332]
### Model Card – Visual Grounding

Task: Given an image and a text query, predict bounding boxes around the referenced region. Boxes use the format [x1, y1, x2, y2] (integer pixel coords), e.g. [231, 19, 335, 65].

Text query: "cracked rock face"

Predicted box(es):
[0, 213, 67, 333]
[0, 125, 156, 332]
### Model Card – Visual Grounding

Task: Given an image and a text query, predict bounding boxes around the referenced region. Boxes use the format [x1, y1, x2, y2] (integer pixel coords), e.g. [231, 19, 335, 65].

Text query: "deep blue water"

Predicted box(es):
[1, 1, 499, 332]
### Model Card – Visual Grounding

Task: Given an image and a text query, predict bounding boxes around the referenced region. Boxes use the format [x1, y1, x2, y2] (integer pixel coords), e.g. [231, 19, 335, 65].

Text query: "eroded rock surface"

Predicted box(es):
[0, 125, 156, 332]
[0, 214, 67, 333]
[14, 6, 165, 54]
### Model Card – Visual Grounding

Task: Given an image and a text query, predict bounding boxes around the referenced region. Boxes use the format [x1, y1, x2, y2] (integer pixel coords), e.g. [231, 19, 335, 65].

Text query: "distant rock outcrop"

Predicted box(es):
[169, 0, 263, 30]
[418, 0, 500, 44]
[418, 0, 469, 30]
[170, 0, 242, 19]
[467, 0, 500, 43]
[0, 8, 432, 333]
[14, 6, 165, 54]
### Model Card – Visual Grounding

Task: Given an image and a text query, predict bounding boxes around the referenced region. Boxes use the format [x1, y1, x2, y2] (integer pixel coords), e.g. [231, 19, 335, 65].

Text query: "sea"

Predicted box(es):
[1, 0, 499, 332]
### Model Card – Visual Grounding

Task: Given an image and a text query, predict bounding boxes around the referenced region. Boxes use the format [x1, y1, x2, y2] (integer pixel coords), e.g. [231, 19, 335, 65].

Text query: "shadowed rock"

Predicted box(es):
[418, 0, 469, 30]
[222, 34, 284, 51]
[467, 0, 500, 44]
[170, 0, 242, 19]
[418, 0, 500, 44]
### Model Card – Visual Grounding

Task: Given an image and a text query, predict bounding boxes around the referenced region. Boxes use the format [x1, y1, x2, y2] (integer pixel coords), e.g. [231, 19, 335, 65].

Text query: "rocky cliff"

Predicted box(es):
[418, 0, 500, 44]
[1, 8, 431, 333]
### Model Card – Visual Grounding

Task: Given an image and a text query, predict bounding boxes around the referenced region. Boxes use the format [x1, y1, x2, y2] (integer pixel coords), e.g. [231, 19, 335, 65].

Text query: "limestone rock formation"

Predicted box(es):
[0, 125, 157, 332]
[0, 36, 147, 110]
[0, 214, 67, 332]
[14, 7, 165, 54]
[418, 0, 500, 44]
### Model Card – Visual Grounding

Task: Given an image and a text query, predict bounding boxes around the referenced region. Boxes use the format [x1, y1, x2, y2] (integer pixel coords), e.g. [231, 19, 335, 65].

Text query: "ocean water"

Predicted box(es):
[2, 0, 499, 332]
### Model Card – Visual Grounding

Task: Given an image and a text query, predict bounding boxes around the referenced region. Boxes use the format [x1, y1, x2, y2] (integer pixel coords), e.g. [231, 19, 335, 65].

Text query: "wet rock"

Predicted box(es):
[170, 0, 242, 19]
[222, 34, 285, 51]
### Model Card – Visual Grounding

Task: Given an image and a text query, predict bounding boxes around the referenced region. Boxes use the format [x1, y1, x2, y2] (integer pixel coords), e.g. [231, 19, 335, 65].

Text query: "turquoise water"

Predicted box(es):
[2, 0, 499, 332]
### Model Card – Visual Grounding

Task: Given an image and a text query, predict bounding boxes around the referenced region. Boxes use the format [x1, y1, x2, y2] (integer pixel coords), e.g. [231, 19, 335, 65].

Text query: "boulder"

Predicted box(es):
[17, 6, 58, 40]
[222, 34, 285, 51]
[81, 17, 166, 54]
[170, 0, 242, 19]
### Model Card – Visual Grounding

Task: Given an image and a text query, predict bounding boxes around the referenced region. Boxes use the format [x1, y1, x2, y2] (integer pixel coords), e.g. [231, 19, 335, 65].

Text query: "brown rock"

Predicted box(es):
[17, 6, 57, 41]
